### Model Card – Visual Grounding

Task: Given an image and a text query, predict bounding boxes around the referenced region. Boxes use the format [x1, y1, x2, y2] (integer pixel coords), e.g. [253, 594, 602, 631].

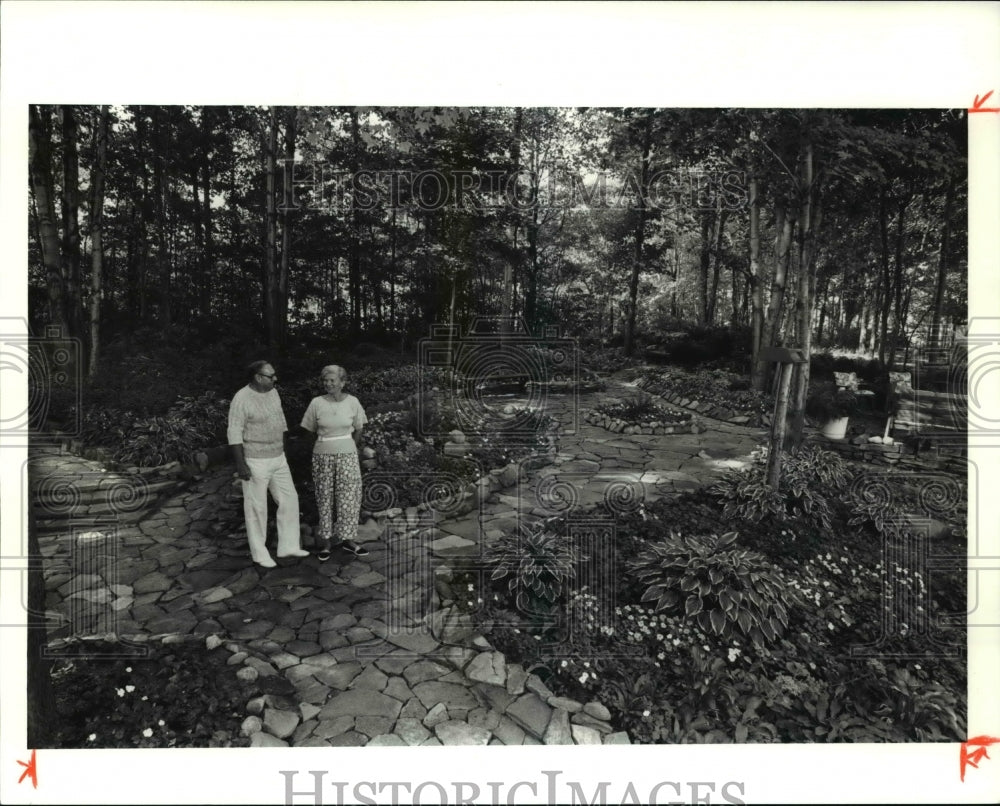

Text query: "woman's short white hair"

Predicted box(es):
[320, 364, 346, 382]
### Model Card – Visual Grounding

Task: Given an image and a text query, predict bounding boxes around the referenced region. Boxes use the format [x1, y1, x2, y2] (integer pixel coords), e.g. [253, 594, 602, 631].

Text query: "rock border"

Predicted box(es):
[584, 407, 703, 436]
[635, 375, 769, 428]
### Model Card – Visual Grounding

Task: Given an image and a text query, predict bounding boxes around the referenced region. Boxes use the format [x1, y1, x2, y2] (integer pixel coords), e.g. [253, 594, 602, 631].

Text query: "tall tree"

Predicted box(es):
[87, 105, 110, 379]
[29, 106, 66, 332]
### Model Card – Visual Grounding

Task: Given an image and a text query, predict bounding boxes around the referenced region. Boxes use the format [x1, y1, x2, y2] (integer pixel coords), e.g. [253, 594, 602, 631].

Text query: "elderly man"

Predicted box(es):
[227, 360, 307, 568]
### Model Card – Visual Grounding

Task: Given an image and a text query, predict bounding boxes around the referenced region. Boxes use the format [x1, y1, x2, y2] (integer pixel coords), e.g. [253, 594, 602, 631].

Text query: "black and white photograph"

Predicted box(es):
[2, 3, 998, 805]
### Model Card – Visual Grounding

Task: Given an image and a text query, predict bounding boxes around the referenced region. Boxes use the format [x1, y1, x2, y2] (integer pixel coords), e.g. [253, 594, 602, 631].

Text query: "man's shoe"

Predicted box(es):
[277, 549, 310, 558]
[255, 557, 277, 569]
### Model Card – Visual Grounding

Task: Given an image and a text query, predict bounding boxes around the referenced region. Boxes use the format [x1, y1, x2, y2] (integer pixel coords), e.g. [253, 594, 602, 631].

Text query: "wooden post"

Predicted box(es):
[758, 346, 808, 489]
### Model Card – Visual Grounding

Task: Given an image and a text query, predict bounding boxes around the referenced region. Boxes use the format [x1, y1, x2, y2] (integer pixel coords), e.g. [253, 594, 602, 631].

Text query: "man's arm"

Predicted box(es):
[227, 392, 252, 480]
[231, 443, 251, 480]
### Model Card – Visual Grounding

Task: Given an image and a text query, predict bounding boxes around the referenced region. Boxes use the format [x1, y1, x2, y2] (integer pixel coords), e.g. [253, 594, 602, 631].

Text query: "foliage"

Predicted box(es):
[46, 640, 252, 748]
[710, 444, 852, 529]
[593, 394, 688, 423]
[485, 524, 585, 616]
[638, 367, 771, 416]
[806, 382, 859, 421]
[79, 391, 229, 467]
[631, 531, 796, 645]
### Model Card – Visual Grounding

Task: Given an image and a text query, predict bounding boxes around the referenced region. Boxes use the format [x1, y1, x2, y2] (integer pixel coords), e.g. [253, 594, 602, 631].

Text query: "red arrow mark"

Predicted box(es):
[969, 91, 999, 113]
[17, 748, 37, 788]
[960, 735, 1000, 781]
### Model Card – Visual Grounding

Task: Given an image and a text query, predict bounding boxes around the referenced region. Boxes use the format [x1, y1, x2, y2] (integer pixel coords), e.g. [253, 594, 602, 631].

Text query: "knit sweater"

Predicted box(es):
[227, 385, 288, 459]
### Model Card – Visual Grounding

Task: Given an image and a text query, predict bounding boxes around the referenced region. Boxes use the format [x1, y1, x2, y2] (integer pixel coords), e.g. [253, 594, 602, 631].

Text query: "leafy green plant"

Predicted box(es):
[485, 525, 585, 619]
[630, 531, 795, 645]
[806, 382, 858, 422]
[711, 445, 852, 529]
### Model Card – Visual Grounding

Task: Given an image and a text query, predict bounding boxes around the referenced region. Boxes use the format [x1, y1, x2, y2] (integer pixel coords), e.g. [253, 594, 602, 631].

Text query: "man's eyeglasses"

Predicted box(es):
[258, 372, 278, 381]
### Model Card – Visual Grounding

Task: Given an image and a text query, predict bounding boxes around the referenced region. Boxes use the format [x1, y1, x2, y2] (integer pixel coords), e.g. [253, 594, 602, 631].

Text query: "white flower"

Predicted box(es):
[116, 688, 125, 697]
[158, 719, 165, 727]
[142, 728, 153, 738]
[579, 672, 590, 684]
[141, 695, 148, 701]
[642, 709, 651, 717]
[87, 733, 97, 742]
[561, 660, 568, 668]
[125, 685, 135, 693]
[125, 667, 132, 673]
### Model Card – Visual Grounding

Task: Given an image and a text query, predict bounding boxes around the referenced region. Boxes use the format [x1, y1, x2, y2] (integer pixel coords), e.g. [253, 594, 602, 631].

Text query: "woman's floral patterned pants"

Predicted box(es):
[312, 452, 362, 546]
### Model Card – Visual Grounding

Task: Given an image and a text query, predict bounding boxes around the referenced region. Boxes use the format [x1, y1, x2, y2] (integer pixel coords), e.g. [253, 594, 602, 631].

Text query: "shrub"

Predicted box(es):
[710, 445, 852, 530]
[593, 394, 683, 423]
[485, 525, 585, 621]
[630, 531, 796, 645]
[806, 382, 858, 422]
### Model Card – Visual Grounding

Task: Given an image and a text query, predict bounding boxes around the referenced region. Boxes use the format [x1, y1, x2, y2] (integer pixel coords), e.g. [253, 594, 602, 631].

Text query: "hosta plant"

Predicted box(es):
[485, 525, 585, 621]
[630, 531, 796, 645]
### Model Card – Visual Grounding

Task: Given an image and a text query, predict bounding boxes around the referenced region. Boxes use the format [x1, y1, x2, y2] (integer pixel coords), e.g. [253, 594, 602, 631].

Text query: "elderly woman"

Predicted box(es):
[300, 365, 370, 560]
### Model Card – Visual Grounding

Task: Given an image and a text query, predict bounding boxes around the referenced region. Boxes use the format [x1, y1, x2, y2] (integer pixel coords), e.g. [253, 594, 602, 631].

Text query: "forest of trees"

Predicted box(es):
[28, 106, 967, 390]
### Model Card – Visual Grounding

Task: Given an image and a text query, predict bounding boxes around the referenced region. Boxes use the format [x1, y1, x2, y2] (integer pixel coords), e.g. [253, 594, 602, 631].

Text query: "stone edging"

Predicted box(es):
[584, 408, 703, 436]
[813, 435, 967, 474]
[635, 376, 769, 428]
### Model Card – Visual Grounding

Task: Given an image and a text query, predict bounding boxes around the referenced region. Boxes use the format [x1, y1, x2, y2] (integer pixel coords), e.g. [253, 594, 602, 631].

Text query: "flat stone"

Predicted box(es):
[311, 663, 362, 690]
[355, 716, 395, 738]
[383, 676, 414, 702]
[246, 696, 266, 716]
[319, 689, 402, 720]
[250, 732, 288, 747]
[243, 657, 278, 678]
[350, 665, 389, 692]
[543, 707, 573, 745]
[548, 696, 583, 713]
[132, 571, 174, 595]
[467, 708, 502, 732]
[525, 674, 555, 701]
[286, 640, 322, 657]
[402, 660, 451, 687]
[604, 731, 631, 744]
[571, 712, 614, 733]
[506, 693, 551, 739]
[505, 665, 529, 695]
[400, 698, 428, 720]
[412, 681, 479, 712]
[394, 717, 432, 746]
[384, 630, 440, 654]
[328, 731, 367, 747]
[300, 703, 321, 722]
[493, 715, 526, 746]
[351, 571, 386, 587]
[435, 720, 491, 746]
[314, 716, 355, 740]
[263, 708, 300, 740]
[428, 608, 476, 644]
[366, 733, 406, 746]
[270, 652, 301, 670]
[422, 703, 448, 728]
[583, 701, 612, 721]
[571, 724, 603, 745]
[240, 716, 262, 736]
[465, 651, 507, 687]
[475, 682, 517, 712]
[429, 534, 478, 558]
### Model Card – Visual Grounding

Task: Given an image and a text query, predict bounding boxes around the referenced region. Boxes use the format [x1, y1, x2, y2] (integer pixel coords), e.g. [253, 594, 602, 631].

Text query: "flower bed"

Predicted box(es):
[466, 447, 966, 744]
[635, 368, 771, 427]
[585, 397, 702, 436]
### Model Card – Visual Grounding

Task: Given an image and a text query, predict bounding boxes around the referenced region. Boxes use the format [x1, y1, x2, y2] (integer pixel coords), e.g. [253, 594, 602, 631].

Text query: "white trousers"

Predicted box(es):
[243, 454, 301, 562]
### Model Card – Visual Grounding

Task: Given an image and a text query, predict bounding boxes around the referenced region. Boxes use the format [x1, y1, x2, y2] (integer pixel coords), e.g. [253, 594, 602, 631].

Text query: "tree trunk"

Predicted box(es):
[61, 106, 83, 340]
[88, 106, 110, 380]
[877, 189, 892, 365]
[28, 106, 66, 331]
[887, 192, 911, 369]
[624, 111, 652, 356]
[789, 139, 819, 448]
[706, 201, 729, 326]
[765, 362, 795, 488]
[929, 177, 955, 348]
[278, 106, 297, 347]
[753, 203, 794, 391]
[349, 110, 362, 335]
[153, 108, 171, 328]
[699, 211, 712, 325]
[748, 174, 764, 377]
[264, 106, 279, 346]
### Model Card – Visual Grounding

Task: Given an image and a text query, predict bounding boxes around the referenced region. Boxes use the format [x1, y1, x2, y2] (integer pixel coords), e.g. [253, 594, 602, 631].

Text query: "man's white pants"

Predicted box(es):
[243, 454, 301, 562]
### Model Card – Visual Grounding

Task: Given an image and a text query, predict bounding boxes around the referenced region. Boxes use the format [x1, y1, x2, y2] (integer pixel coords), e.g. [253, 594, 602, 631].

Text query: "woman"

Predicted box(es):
[300, 365, 370, 560]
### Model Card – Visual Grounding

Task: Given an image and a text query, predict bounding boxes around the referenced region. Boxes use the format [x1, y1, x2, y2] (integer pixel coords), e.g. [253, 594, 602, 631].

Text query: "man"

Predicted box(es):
[227, 360, 308, 568]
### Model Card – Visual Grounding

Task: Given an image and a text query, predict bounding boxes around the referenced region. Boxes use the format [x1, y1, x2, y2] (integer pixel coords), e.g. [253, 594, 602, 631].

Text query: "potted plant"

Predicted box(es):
[806, 382, 858, 440]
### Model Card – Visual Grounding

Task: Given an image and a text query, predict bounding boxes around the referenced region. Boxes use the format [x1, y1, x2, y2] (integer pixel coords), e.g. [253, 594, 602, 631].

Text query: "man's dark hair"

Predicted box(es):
[248, 360, 270, 379]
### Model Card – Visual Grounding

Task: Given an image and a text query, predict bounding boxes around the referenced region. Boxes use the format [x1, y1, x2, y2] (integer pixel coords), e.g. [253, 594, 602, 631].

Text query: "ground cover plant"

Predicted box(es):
[469, 447, 967, 744]
[592, 394, 693, 425]
[44, 639, 257, 748]
[637, 367, 771, 418]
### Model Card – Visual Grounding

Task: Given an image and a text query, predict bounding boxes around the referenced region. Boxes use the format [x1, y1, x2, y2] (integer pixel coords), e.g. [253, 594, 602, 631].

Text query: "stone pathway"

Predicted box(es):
[33, 374, 765, 747]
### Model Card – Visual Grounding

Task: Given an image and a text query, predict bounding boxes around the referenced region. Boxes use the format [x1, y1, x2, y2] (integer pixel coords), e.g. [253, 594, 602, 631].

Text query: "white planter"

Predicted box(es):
[820, 416, 849, 440]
